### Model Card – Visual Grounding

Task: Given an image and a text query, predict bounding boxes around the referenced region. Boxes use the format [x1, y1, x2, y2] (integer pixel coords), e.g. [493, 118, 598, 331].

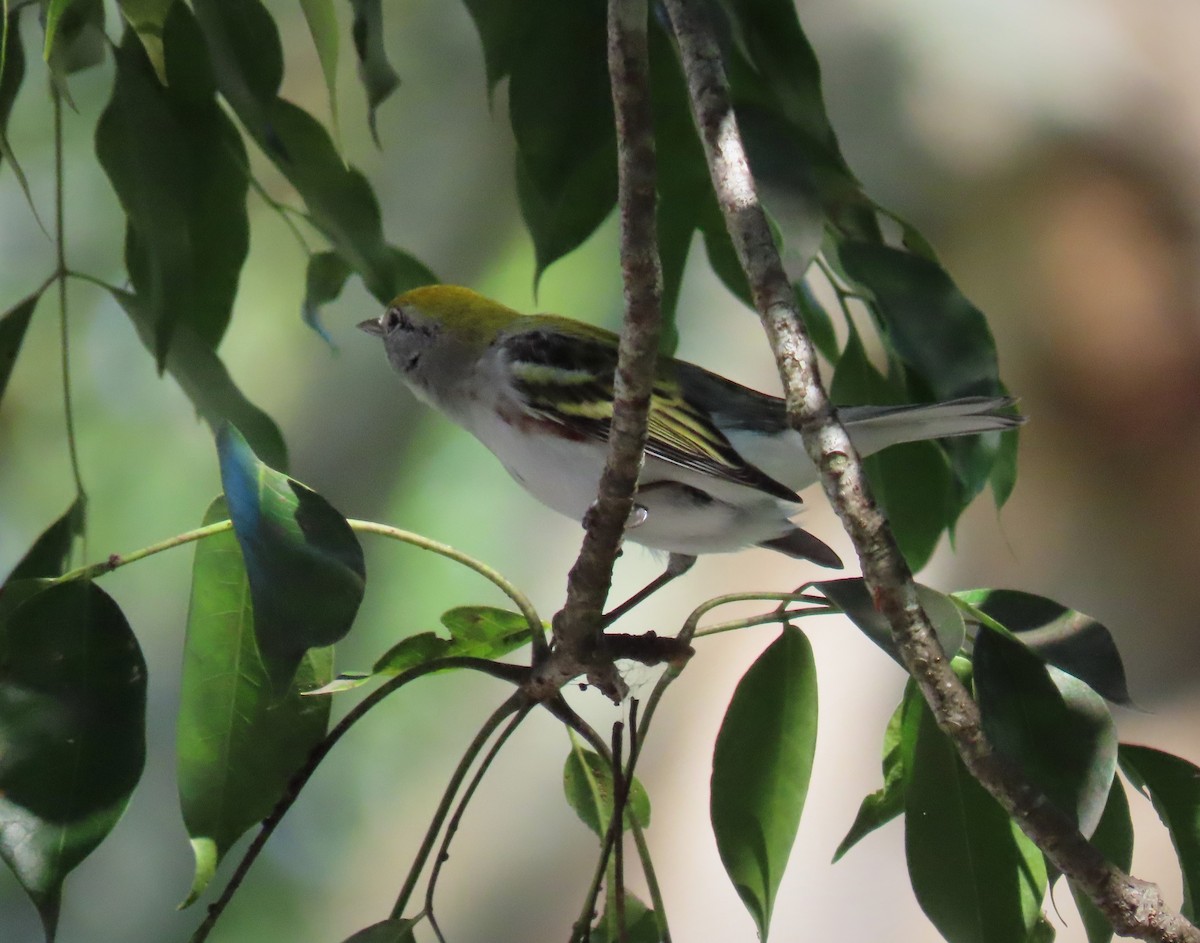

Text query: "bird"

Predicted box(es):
[359, 285, 1021, 612]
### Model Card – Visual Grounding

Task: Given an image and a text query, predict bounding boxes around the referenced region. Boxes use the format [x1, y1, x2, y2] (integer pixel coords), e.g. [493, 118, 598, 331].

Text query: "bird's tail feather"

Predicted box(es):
[841, 396, 1024, 457]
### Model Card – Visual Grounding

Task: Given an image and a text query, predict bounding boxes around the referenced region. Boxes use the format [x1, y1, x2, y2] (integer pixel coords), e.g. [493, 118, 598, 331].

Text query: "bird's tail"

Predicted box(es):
[841, 396, 1024, 458]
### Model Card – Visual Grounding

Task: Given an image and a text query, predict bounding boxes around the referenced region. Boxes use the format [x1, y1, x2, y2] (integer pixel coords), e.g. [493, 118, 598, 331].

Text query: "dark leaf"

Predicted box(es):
[338, 916, 419, 943]
[0, 288, 41, 409]
[711, 625, 817, 940]
[1, 7, 28, 181]
[348, 0, 398, 145]
[974, 630, 1116, 839]
[302, 250, 353, 346]
[906, 679, 1047, 943]
[1069, 779, 1133, 943]
[509, 0, 615, 279]
[4, 498, 85, 582]
[96, 8, 250, 365]
[116, 0, 174, 83]
[0, 581, 146, 940]
[43, 0, 105, 82]
[1118, 745, 1200, 919]
[563, 744, 650, 839]
[462, 0, 524, 91]
[110, 287, 288, 470]
[590, 891, 660, 943]
[177, 497, 332, 904]
[955, 589, 1131, 706]
[216, 424, 364, 690]
[816, 577, 965, 663]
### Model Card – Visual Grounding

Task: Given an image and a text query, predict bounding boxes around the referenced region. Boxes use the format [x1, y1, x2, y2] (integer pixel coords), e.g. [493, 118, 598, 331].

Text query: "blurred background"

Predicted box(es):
[2, 0, 1199, 940]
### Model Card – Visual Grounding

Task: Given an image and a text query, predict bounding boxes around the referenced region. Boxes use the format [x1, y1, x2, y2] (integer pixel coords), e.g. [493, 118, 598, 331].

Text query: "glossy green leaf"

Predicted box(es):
[302, 250, 353, 346]
[0, 288, 40, 409]
[906, 686, 1047, 943]
[1118, 744, 1200, 919]
[711, 625, 817, 940]
[300, 0, 339, 137]
[177, 497, 332, 905]
[110, 287, 288, 470]
[96, 8, 250, 365]
[816, 577, 966, 663]
[3, 498, 85, 583]
[193, 0, 435, 305]
[1069, 779, 1132, 943]
[117, 0, 175, 83]
[590, 891, 660, 943]
[339, 917, 419, 943]
[509, 0, 615, 279]
[348, 0, 398, 145]
[954, 589, 1131, 706]
[833, 686, 918, 862]
[216, 424, 364, 690]
[439, 605, 533, 657]
[563, 743, 650, 839]
[974, 630, 1116, 838]
[0, 581, 146, 941]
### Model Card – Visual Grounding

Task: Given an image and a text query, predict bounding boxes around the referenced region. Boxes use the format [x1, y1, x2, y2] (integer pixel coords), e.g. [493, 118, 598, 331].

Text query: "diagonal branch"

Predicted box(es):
[660, 1, 1200, 940]
[539, 0, 663, 703]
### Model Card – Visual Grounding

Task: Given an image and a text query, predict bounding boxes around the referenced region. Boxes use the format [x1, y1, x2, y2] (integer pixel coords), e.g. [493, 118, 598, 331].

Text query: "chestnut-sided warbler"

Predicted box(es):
[359, 285, 1021, 571]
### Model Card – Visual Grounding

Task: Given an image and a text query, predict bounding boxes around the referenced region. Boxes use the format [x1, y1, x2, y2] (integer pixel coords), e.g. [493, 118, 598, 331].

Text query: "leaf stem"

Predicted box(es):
[390, 692, 526, 919]
[54, 519, 235, 583]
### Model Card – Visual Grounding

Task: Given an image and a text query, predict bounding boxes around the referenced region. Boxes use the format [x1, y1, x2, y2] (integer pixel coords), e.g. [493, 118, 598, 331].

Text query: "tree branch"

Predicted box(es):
[538, 0, 663, 703]
[660, 1, 1200, 940]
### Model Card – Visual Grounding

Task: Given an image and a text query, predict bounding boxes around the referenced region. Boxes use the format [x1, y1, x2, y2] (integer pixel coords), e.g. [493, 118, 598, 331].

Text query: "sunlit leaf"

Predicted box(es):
[955, 589, 1131, 706]
[439, 605, 532, 658]
[1119, 744, 1200, 919]
[216, 424, 364, 690]
[177, 497, 332, 905]
[1069, 779, 1133, 943]
[816, 577, 965, 663]
[300, 0, 339, 137]
[110, 287, 288, 470]
[711, 625, 817, 940]
[974, 630, 1117, 839]
[906, 677, 1047, 943]
[0, 288, 41, 409]
[348, 0, 398, 145]
[0, 581, 146, 941]
[563, 743, 650, 839]
[3, 498, 85, 583]
[117, 0, 174, 83]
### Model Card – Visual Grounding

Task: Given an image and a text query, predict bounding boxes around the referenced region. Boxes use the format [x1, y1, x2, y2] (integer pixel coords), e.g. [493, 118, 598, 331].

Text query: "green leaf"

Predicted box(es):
[117, 0, 175, 84]
[509, 0, 615, 279]
[348, 0, 398, 146]
[711, 624, 817, 940]
[563, 743, 650, 839]
[216, 424, 365, 690]
[833, 685, 919, 862]
[0, 288, 41, 409]
[43, 0, 105, 86]
[954, 589, 1131, 706]
[462, 0, 522, 91]
[973, 630, 1117, 838]
[438, 605, 533, 658]
[110, 287, 288, 470]
[302, 250, 353, 346]
[816, 577, 966, 663]
[830, 328, 955, 569]
[1118, 745, 1200, 919]
[96, 8, 250, 365]
[1, 6, 29, 184]
[177, 497, 333, 905]
[371, 631, 451, 676]
[339, 917, 419, 943]
[905, 683, 1047, 943]
[590, 891, 660, 943]
[1069, 779, 1132, 943]
[0, 581, 147, 941]
[3, 498, 85, 582]
[300, 0, 339, 138]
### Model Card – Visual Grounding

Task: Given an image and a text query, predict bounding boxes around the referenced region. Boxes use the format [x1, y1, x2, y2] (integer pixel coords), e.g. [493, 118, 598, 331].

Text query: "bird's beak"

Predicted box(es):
[357, 318, 385, 337]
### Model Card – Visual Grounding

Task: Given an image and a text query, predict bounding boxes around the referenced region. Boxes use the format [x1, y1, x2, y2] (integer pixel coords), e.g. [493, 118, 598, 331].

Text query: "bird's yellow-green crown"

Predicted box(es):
[390, 285, 523, 348]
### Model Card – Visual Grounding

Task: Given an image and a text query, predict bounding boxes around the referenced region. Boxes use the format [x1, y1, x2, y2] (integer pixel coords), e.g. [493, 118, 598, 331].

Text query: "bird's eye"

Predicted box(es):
[385, 308, 403, 331]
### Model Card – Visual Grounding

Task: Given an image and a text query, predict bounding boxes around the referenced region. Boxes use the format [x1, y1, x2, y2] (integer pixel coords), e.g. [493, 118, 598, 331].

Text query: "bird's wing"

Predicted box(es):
[500, 326, 801, 503]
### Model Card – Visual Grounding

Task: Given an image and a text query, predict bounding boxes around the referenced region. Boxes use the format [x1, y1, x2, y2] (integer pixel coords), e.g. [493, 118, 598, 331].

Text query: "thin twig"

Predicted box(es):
[542, 0, 662, 703]
[661, 1, 1199, 940]
[186, 657, 523, 943]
